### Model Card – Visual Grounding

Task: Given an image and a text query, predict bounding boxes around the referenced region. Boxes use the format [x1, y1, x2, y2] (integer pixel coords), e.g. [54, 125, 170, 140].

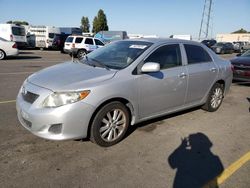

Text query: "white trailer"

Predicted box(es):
[0, 24, 27, 48]
[28, 26, 60, 48]
[170, 35, 192, 40]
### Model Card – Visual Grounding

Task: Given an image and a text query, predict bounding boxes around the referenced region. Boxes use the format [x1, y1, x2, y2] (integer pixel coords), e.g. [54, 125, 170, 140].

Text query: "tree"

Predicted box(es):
[6, 20, 29, 25]
[232, 28, 248, 34]
[92, 9, 109, 33]
[81, 16, 90, 33]
[92, 16, 98, 33]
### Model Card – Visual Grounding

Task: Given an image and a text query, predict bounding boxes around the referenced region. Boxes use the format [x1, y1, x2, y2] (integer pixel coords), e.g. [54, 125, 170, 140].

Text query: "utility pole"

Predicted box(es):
[198, 0, 213, 41]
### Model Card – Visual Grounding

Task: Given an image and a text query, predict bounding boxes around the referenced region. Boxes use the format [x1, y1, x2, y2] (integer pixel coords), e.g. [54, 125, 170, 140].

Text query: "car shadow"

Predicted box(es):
[125, 106, 201, 138]
[232, 80, 250, 86]
[168, 132, 224, 188]
[19, 51, 34, 54]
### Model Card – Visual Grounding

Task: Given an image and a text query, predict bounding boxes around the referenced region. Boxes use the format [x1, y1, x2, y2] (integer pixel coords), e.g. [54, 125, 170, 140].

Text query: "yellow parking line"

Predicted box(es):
[0, 100, 16, 104]
[204, 151, 250, 187]
[217, 151, 250, 185]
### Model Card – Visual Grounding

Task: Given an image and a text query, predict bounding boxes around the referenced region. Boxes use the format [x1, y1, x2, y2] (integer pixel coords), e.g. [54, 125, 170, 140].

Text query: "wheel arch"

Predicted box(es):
[87, 97, 135, 138]
[0, 49, 6, 57]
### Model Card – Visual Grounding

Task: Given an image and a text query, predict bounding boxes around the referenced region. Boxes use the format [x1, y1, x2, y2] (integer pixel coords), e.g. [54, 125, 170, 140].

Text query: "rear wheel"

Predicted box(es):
[77, 49, 87, 59]
[202, 83, 224, 112]
[90, 101, 130, 147]
[0, 50, 6, 60]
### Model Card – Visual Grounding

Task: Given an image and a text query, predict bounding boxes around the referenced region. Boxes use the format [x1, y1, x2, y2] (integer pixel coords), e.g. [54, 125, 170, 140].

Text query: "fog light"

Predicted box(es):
[48, 124, 62, 134]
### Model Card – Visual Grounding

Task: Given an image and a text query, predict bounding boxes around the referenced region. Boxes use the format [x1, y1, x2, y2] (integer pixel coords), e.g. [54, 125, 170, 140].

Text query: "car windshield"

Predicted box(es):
[81, 41, 152, 70]
[241, 50, 250, 57]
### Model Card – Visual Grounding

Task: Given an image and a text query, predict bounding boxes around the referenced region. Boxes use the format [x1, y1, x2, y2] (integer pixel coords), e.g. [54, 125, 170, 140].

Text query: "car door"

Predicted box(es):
[94, 39, 105, 48]
[84, 38, 96, 52]
[183, 44, 218, 105]
[137, 44, 188, 119]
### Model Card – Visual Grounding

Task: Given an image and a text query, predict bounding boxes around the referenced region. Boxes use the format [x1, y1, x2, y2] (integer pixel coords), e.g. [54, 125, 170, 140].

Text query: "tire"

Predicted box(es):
[0, 50, 6, 60]
[202, 83, 224, 112]
[90, 101, 130, 147]
[77, 49, 87, 59]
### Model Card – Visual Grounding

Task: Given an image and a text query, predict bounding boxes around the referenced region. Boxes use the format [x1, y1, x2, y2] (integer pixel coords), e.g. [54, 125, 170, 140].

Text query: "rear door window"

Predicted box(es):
[65, 37, 74, 43]
[75, 37, 83, 43]
[11, 27, 25, 36]
[184, 44, 212, 64]
[85, 38, 94, 45]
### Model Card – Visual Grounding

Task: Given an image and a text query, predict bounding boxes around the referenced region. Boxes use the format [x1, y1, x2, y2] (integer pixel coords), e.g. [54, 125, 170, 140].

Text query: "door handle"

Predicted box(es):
[178, 72, 187, 78]
[209, 68, 217, 72]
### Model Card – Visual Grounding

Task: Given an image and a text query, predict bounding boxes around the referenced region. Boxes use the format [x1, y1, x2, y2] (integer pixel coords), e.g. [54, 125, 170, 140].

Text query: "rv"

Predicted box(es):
[28, 26, 60, 49]
[0, 24, 27, 48]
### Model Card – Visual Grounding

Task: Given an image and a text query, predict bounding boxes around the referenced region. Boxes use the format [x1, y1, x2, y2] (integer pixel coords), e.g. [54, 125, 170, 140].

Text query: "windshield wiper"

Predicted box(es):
[89, 58, 110, 71]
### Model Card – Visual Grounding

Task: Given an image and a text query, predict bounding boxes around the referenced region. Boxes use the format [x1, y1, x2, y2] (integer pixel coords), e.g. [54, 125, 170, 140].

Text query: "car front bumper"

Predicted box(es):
[16, 81, 95, 140]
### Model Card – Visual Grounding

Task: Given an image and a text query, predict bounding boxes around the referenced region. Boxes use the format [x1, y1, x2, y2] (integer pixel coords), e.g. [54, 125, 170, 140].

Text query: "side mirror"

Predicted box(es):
[236, 53, 241, 57]
[141, 62, 160, 73]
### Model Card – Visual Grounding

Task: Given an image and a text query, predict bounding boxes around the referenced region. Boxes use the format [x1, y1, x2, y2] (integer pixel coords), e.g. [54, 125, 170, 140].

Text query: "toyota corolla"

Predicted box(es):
[16, 39, 232, 147]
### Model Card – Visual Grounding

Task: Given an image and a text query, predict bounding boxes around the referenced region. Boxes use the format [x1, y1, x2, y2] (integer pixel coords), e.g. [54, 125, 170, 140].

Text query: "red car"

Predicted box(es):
[230, 50, 250, 83]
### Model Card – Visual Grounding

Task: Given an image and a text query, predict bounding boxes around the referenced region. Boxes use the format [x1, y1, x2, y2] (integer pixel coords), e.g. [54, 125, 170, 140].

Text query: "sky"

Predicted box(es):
[0, 0, 249, 39]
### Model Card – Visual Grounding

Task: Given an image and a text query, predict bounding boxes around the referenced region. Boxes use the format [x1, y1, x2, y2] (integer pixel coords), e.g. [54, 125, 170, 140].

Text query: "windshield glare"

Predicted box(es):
[241, 50, 250, 57]
[83, 41, 152, 70]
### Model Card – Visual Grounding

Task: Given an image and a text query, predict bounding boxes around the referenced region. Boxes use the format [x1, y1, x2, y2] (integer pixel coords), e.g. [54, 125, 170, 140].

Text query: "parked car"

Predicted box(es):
[242, 42, 250, 52]
[0, 37, 19, 60]
[201, 39, 217, 48]
[230, 50, 250, 82]
[233, 41, 250, 53]
[52, 33, 70, 53]
[64, 35, 105, 59]
[16, 39, 232, 147]
[211, 42, 234, 54]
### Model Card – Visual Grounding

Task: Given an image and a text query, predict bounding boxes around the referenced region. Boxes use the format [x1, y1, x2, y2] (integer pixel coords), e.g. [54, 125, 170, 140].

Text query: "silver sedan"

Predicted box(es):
[16, 38, 232, 147]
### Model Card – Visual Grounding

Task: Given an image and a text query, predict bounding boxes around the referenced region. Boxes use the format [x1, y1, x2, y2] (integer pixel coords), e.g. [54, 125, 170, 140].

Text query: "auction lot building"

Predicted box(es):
[216, 33, 250, 42]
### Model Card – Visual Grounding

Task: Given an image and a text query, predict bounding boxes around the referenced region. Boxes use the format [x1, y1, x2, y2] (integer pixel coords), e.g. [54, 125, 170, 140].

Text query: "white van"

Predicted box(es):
[28, 26, 60, 49]
[0, 24, 27, 48]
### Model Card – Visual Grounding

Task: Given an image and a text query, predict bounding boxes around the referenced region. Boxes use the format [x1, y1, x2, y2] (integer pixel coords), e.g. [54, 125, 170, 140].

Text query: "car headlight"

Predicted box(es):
[43, 90, 90, 108]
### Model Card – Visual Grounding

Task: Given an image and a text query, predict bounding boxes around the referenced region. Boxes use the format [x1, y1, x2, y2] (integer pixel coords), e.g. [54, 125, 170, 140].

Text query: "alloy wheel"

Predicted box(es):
[99, 109, 127, 142]
[211, 87, 223, 109]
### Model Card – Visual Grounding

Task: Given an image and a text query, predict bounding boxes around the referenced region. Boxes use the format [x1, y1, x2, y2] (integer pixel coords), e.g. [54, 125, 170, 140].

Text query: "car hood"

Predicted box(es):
[230, 57, 250, 66]
[28, 61, 117, 91]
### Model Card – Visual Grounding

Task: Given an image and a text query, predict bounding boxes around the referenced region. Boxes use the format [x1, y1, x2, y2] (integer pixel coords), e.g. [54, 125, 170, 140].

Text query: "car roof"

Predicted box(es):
[124, 38, 202, 45]
[68, 35, 93, 38]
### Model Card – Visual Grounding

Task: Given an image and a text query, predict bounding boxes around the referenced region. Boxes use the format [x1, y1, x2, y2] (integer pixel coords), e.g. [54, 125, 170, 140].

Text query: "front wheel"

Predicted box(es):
[202, 83, 224, 112]
[90, 102, 130, 147]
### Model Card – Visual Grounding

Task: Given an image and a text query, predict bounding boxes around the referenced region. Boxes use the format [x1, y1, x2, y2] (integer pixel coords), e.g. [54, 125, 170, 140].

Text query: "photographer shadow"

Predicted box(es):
[168, 133, 224, 188]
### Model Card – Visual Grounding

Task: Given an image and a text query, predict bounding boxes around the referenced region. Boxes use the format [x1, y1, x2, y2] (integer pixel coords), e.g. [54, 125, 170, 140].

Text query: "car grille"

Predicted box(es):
[233, 64, 250, 71]
[22, 91, 39, 104]
[22, 117, 32, 128]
